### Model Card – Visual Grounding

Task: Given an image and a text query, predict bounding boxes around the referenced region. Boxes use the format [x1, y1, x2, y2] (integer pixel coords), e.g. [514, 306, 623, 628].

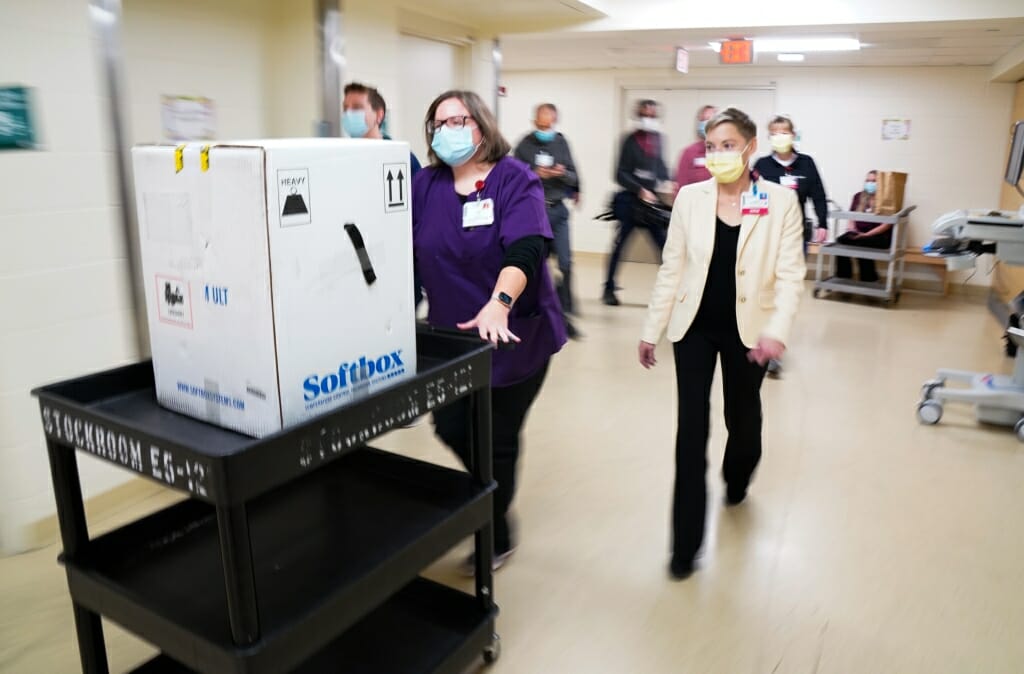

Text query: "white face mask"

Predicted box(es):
[638, 117, 661, 133]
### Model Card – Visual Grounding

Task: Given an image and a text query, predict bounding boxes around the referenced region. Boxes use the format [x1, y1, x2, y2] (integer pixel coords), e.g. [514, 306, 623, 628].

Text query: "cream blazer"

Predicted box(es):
[641, 178, 806, 348]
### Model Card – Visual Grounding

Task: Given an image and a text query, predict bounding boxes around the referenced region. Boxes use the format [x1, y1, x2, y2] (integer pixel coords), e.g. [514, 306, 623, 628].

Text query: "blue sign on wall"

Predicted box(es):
[0, 86, 37, 150]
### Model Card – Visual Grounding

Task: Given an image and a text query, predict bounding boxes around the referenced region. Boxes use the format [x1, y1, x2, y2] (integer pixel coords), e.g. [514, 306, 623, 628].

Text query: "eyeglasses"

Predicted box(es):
[427, 116, 475, 135]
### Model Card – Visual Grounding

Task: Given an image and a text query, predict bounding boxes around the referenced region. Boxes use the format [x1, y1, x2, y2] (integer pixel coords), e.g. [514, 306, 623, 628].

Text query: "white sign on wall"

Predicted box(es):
[675, 47, 689, 74]
[881, 118, 911, 141]
[161, 95, 216, 142]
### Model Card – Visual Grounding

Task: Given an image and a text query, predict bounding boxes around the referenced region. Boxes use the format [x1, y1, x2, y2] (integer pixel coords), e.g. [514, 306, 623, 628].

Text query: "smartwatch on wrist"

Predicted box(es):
[493, 292, 514, 309]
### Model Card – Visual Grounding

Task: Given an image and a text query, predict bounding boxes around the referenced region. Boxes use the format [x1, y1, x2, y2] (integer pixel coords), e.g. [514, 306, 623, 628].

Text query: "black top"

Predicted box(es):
[513, 132, 580, 202]
[501, 235, 546, 283]
[615, 131, 669, 195]
[754, 153, 828, 232]
[693, 217, 740, 331]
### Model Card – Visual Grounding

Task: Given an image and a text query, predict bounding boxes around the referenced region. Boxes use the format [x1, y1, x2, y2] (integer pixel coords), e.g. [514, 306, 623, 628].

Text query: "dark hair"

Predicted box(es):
[705, 107, 757, 141]
[636, 99, 659, 116]
[536, 103, 558, 116]
[768, 114, 795, 134]
[424, 90, 512, 166]
[344, 82, 387, 123]
[697, 104, 716, 120]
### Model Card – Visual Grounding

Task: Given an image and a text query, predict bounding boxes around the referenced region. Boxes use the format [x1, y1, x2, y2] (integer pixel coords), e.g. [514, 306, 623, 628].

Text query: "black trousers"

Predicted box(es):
[546, 202, 575, 315]
[432, 361, 550, 553]
[672, 324, 766, 562]
[835, 232, 891, 282]
[605, 192, 667, 291]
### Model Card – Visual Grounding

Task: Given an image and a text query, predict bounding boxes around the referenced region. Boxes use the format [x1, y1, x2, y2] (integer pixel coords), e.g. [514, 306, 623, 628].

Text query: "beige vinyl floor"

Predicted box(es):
[2, 257, 1023, 673]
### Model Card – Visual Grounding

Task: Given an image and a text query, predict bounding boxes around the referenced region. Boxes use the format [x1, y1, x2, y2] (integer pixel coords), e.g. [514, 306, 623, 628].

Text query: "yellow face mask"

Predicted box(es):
[705, 143, 750, 184]
[770, 133, 794, 153]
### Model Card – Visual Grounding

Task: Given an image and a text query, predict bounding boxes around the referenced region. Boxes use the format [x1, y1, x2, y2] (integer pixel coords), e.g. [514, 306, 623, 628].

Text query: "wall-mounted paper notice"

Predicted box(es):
[162, 95, 216, 142]
[881, 118, 911, 141]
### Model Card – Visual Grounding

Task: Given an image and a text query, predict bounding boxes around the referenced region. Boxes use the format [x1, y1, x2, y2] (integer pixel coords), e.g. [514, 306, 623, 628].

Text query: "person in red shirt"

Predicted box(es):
[675, 105, 717, 191]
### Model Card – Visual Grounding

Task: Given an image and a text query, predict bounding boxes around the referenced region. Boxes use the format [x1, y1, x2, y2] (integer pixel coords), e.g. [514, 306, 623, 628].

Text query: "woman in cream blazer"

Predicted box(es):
[638, 108, 805, 580]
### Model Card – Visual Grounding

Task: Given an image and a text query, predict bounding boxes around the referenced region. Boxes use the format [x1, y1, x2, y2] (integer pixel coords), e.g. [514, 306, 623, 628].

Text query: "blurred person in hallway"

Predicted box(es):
[675, 104, 718, 189]
[413, 90, 567, 574]
[753, 114, 828, 377]
[835, 170, 889, 283]
[638, 108, 805, 580]
[603, 99, 673, 306]
[514, 103, 581, 339]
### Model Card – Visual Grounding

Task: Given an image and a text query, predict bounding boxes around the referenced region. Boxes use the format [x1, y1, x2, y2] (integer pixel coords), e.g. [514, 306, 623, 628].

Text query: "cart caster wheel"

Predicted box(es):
[1015, 418, 1024, 443]
[483, 633, 501, 665]
[921, 379, 944, 400]
[813, 289, 821, 299]
[917, 400, 943, 425]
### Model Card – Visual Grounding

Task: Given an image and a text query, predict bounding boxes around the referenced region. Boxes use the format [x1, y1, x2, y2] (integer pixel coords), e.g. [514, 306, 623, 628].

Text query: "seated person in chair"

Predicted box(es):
[836, 170, 890, 283]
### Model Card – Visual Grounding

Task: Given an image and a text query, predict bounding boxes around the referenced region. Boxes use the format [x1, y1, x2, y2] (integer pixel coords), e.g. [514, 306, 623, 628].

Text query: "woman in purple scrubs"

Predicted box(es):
[413, 90, 567, 574]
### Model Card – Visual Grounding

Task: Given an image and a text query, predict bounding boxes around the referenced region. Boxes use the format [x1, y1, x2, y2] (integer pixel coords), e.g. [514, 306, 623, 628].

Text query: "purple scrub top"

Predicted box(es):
[412, 156, 567, 387]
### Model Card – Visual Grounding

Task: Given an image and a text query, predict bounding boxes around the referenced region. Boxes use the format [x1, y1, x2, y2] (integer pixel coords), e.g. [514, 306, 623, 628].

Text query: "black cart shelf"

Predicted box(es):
[33, 328, 501, 674]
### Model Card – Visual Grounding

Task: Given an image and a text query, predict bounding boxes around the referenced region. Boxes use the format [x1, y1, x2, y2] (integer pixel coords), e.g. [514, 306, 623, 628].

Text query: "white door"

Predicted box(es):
[619, 87, 777, 263]
[397, 34, 460, 166]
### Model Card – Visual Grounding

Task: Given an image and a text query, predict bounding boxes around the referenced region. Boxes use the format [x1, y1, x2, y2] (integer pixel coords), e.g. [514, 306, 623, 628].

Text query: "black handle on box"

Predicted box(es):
[344, 223, 377, 286]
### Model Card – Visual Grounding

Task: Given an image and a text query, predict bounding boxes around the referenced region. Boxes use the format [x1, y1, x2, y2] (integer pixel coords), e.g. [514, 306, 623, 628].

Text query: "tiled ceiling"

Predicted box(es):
[498, 19, 1024, 70]
[398, 0, 602, 34]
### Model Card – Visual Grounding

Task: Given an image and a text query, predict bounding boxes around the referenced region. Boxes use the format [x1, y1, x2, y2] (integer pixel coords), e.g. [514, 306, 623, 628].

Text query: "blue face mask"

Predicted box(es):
[864, 181, 878, 195]
[697, 120, 708, 138]
[432, 126, 478, 167]
[534, 128, 556, 143]
[342, 110, 369, 138]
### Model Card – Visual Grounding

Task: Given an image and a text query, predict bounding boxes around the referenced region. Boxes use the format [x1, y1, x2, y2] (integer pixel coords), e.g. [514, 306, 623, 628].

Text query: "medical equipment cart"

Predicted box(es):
[813, 205, 916, 306]
[32, 327, 501, 674]
[916, 207, 1024, 441]
[918, 327, 1024, 440]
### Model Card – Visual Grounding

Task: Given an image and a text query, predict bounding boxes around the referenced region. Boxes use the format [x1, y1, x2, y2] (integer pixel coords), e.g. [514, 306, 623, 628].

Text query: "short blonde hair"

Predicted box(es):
[705, 107, 757, 141]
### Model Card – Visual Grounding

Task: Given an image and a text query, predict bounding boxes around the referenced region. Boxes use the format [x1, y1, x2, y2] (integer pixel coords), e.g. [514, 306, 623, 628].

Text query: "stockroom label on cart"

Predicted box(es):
[40, 406, 212, 497]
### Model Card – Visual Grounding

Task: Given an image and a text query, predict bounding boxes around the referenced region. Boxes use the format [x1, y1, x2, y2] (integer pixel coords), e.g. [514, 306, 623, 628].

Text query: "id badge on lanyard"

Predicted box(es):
[741, 184, 769, 216]
[463, 199, 495, 228]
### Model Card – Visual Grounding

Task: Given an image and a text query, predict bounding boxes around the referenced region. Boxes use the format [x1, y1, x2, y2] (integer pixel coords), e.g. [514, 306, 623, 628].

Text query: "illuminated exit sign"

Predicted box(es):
[720, 39, 754, 65]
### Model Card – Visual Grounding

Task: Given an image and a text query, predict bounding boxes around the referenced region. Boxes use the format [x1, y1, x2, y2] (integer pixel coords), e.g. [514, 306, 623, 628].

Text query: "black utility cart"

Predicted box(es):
[33, 328, 501, 673]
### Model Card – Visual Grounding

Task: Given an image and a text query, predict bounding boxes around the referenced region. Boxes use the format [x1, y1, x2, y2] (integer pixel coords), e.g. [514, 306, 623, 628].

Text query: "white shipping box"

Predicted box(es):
[132, 139, 417, 437]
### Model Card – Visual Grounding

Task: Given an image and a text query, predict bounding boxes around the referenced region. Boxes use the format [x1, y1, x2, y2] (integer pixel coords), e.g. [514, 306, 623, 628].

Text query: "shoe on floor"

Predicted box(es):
[459, 548, 516, 577]
[602, 289, 620, 306]
[566, 319, 583, 340]
[725, 484, 748, 506]
[669, 555, 696, 581]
